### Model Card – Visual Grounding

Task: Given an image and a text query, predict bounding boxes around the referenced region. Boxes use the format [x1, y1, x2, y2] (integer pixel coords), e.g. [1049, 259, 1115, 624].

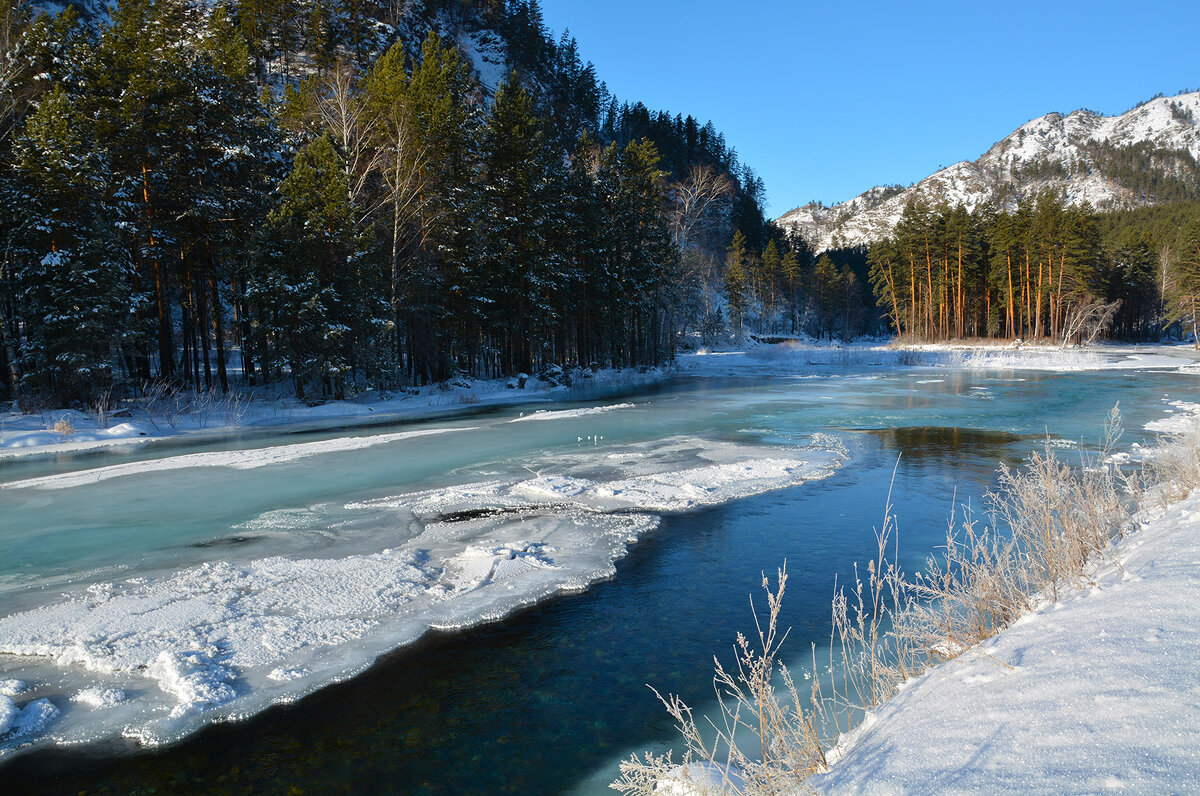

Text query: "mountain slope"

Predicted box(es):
[778, 90, 1200, 251]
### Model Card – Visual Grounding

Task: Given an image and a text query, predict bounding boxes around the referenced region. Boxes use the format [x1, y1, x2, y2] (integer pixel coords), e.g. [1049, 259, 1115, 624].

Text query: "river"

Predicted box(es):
[0, 348, 1194, 793]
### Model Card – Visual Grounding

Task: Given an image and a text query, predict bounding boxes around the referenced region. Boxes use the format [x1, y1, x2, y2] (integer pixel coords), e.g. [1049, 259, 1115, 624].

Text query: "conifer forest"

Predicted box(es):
[0, 0, 803, 405]
[0, 0, 1198, 408]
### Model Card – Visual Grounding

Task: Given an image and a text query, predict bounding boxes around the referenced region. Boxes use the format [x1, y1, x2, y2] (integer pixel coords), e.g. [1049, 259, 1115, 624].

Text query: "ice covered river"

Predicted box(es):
[1, 346, 1197, 793]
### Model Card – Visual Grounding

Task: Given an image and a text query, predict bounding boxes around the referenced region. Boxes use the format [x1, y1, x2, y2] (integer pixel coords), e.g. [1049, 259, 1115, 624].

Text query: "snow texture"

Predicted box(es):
[510, 403, 634, 422]
[71, 688, 126, 708]
[0, 433, 843, 755]
[813, 492, 1200, 793]
[1144, 400, 1200, 434]
[0, 367, 667, 460]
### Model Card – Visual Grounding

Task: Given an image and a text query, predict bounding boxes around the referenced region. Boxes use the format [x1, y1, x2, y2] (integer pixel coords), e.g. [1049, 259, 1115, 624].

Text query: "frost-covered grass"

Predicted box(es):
[615, 406, 1200, 795]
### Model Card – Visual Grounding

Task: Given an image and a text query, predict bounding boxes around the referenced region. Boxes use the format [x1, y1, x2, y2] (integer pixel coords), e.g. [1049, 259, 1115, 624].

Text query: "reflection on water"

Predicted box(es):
[856, 425, 1040, 466]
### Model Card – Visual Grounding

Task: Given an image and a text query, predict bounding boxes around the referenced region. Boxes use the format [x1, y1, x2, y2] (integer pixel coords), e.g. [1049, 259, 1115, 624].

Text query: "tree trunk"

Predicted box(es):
[1035, 261, 1044, 340]
[1006, 249, 1015, 338]
[142, 163, 173, 380]
[210, 276, 229, 393]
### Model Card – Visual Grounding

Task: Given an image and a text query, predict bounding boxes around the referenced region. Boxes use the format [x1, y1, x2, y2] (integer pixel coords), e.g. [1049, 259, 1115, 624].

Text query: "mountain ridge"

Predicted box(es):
[778, 90, 1200, 252]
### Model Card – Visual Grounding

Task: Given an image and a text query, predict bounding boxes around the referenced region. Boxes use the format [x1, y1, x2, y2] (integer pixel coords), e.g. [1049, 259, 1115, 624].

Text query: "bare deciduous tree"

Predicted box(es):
[670, 165, 733, 344]
[314, 58, 385, 217]
[1060, 298, 1122, 347]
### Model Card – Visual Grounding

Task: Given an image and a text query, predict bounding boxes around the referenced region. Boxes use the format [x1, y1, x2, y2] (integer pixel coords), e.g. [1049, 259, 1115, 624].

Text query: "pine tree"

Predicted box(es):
[402, 31, 477, 383]
[254, 134, 380, 399]
[9, 83, 132, 402]
[724, 230, 749, 337]
[1164, 216, 1200, 347]
[474, 73, 562, 374]
[813, 253, 839, 338]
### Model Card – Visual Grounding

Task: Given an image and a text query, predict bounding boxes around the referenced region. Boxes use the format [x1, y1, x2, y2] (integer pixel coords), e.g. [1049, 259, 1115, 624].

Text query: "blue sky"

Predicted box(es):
[540, 1, 1200, 217]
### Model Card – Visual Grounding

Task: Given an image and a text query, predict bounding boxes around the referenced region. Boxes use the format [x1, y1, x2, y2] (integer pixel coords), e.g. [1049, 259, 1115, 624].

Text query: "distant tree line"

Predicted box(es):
[867, 194, 1200, 343]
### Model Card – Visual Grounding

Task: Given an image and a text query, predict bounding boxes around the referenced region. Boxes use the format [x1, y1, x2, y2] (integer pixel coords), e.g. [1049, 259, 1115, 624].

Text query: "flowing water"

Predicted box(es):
[0, 353, 1194, 794]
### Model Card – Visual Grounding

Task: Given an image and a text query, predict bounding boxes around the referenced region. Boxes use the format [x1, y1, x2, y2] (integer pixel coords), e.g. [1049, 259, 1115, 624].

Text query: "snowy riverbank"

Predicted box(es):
[0, 387, 850, 758]
[679, 339, 1200, 379]
[0, 365, 672, 459]
[605, 345, 1200, 795]
[813, 476, 1200, 793]
[4, 341, 1200, 774]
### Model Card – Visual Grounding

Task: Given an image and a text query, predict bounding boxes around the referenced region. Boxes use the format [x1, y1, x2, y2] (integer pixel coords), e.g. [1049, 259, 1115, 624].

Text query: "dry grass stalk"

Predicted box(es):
[1143, 416, 1200, 507]
[51, 415, 75, 438]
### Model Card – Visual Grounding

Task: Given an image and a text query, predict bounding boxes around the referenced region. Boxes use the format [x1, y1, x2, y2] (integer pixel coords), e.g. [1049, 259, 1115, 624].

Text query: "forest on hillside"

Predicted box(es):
[0, 0, 824, 406]
[2, 0, 1199, 408]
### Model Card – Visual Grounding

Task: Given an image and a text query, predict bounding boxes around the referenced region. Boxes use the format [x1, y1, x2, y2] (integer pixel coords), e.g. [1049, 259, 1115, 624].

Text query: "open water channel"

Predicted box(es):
[0, 350, 1194, 793]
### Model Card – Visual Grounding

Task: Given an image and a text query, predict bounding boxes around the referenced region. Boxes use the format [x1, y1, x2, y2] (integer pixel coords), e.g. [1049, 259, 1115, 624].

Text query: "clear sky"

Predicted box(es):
[539, 0, 1200, 217]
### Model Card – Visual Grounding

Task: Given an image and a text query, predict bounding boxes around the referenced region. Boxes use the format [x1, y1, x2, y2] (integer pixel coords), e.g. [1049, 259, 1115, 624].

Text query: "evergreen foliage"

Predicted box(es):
[0, 0, 786, 404]
[4, 0, 1192, 406]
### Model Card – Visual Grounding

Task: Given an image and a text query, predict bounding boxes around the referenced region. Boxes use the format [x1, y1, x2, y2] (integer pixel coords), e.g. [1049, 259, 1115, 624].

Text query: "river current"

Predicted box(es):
[0, 347, 1196, 793]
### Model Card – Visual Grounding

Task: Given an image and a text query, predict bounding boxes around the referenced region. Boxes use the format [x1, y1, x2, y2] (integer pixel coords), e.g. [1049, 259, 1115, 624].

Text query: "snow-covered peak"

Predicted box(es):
[779, 90, 1200, 252]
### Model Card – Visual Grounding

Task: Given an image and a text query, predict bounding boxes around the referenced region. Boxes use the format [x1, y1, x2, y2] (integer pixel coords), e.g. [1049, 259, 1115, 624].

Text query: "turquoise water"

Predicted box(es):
[0, 362, 1190, 793]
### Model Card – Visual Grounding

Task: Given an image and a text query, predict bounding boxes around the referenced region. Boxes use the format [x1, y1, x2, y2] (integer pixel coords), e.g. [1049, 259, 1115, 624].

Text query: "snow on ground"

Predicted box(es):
[813, 488, 1200, 794]
[0, 367, 667, 459]
[510, 403, 635, 422]
[0, 434, 845, 756]
[3, 343, 1196, 461]
[4, 341, 1199, 764]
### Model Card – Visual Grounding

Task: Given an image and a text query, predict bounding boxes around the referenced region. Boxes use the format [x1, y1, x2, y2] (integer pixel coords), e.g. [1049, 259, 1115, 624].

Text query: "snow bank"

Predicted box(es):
[680, 342, 1200, 379]
[351, 435, 845, 517]
[510, 403, 634, 422]
[0, 367, 670, 460]
[813, 492, 1200, 793]
[1145, 400, 1200, 434]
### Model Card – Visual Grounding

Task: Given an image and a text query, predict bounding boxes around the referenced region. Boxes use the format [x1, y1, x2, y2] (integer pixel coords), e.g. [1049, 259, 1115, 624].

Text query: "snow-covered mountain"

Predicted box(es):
[778, 91, 1200, 251]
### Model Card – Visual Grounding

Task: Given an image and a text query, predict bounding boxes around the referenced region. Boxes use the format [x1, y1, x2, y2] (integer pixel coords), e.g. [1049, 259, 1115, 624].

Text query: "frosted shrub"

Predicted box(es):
[614, 565, 831, 795]
[140, 382, 253, 429]
[51, 415, 75, 439]
[1143, 419, 1200, 507]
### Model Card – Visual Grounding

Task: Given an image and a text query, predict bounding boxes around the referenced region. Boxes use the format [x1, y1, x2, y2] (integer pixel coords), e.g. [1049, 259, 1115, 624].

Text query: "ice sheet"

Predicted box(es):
[0, 433, 845, 757]
[1145, 401, 1200, 434]
[510, 403, 635, 422]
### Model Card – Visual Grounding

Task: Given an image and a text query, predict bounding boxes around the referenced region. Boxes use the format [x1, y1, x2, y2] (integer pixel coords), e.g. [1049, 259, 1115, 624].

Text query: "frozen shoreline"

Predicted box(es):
[0, 366, 672, 460]
[3, 342, 1198, 461]
[3, 341, 1199, 771]
[813, 479, 1200, 794]
[0, 424, 846, 759]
